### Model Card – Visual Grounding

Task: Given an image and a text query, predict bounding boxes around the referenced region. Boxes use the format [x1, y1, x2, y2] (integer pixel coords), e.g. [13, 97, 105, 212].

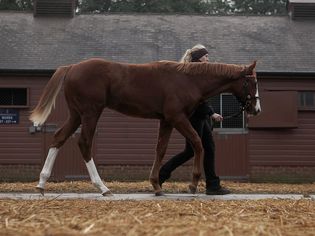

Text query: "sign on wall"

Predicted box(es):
[0, 109, 19, 124]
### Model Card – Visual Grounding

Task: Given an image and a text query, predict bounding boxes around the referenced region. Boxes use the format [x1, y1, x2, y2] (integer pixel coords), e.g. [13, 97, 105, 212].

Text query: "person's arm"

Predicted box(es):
[205, 101, 223, 122]
[211, 112, 223, 122]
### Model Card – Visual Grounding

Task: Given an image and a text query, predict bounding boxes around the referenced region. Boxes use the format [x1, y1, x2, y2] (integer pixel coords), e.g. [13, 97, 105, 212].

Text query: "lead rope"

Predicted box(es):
[223, 76, 249, 120]
[223, 106, 244, 120]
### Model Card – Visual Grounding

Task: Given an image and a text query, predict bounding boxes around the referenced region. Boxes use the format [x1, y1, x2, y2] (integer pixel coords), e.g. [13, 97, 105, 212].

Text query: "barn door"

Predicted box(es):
[209, 94, 249, 179]
[42, 90, 91, 181]
[214, 133, 248, 179]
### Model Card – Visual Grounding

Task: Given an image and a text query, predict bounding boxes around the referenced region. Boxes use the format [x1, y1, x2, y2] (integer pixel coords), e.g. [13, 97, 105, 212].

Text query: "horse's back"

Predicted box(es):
[63, 58, 189, 118]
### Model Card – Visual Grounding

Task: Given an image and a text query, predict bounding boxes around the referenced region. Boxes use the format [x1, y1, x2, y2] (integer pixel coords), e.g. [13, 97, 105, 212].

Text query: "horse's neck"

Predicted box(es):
[193, 74, 234, 100]
[187, 63, 243, 99]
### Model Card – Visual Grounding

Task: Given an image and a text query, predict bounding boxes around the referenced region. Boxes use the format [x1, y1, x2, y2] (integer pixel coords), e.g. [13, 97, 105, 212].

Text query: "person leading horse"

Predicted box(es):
[30, 57, 261, 196]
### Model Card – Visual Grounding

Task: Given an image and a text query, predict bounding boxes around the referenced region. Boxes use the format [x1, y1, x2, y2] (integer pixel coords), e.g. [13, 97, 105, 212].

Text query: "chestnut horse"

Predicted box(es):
[30, 58, 261, 196]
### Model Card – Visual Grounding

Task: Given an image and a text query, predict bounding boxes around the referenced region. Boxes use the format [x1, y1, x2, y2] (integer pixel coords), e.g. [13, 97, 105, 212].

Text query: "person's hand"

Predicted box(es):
[211, 113, 223, 122]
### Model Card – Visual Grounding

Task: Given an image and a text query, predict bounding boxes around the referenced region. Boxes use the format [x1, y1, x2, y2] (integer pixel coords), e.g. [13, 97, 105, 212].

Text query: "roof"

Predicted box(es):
[289, 0, 315, 3]
[0, 12, 315, 72]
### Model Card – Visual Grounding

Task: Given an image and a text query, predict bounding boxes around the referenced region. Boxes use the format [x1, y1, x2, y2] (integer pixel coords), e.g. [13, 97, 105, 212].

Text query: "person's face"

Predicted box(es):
[199, 54, 209, 62]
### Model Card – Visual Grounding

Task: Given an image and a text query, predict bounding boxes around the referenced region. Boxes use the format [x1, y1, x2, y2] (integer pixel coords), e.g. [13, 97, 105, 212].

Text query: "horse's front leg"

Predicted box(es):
[150, 120, 173, 196]
[173, 116, 203, 194]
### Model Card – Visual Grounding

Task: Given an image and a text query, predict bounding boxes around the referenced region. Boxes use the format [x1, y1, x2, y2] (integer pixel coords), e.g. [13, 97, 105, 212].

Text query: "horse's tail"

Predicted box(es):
[30, 65, 71, 126]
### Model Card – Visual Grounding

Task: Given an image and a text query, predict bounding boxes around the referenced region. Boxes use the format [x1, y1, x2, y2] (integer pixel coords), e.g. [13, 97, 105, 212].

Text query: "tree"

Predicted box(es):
[232, 0, 287, 15]
[0, 0, 287, 15]
[79, 0, 111, 13]
[76, 0, 288, 15]
[0, 0, 33, 11]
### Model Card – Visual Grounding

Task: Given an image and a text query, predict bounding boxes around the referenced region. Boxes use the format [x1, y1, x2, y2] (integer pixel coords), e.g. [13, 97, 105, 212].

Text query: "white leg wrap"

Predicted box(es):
[37, 147, 59, 189]
[86, 158, 110, 194]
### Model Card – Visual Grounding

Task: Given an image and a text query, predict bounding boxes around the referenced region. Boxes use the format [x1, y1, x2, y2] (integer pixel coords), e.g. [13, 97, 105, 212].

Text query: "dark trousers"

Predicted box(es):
[159, 114, 220, 188]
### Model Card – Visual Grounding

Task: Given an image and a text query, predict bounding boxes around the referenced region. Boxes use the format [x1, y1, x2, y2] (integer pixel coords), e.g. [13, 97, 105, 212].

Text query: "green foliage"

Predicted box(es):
[77, 0, 288, 15]
[232, 0, 288, 15]
[0, 0, 33, 11]
[79, 0, 111, 13]
[0, 0, 287, 15]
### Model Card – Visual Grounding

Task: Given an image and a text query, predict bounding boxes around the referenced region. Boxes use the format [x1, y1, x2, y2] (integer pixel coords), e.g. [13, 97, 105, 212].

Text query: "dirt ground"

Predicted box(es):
[0, 181, 314, 236]
[0, 198, 314, 236]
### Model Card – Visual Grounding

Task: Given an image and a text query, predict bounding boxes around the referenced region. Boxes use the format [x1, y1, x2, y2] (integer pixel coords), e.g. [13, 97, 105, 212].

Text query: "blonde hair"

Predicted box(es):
[179, 44, 207, 63]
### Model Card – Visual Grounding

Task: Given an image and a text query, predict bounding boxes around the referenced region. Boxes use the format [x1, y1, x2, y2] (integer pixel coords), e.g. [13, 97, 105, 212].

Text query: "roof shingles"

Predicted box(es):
[0, 13, 314, 72]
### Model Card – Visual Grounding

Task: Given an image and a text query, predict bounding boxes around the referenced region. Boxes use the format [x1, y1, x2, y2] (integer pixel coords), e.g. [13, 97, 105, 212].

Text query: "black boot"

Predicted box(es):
[206, 179, 231, 195]
[159, 171, 171, 187]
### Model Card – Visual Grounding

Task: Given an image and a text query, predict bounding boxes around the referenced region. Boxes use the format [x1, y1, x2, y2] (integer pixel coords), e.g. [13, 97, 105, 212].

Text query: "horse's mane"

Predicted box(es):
[158, 61, 244, 79]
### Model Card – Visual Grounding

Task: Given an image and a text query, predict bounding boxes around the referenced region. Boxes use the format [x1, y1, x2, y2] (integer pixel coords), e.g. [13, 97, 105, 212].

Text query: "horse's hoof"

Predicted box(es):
[36, 186, 45, 196]
[189, 184, 197, 194]
[102, 191, 113, 197]
[155, 191, 164, 196]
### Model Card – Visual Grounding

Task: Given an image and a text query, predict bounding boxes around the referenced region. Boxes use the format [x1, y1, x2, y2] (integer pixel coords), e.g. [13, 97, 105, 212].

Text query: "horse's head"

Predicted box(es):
[232, 61, 261, 116]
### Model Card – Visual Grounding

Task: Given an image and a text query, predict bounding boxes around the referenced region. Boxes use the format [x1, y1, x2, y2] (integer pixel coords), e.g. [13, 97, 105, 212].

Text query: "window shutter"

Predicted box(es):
[248, 91, 298, 128]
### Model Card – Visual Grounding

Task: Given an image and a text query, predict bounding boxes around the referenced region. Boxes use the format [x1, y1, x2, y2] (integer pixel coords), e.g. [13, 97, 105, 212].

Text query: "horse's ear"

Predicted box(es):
[240, 61, 257, 78]
[246, 60, 257, 75]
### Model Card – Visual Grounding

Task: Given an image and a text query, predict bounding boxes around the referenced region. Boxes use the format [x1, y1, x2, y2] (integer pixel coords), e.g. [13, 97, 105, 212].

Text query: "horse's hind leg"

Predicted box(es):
[150, 120, 173, 196]
[79, 112, 111, 196]
[36, 111, 81, 195]
[173, 117, 203, 194]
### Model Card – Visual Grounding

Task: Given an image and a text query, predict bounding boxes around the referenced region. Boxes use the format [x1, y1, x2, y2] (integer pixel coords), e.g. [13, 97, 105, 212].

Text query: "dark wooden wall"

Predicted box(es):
[248, 75, 315, 168]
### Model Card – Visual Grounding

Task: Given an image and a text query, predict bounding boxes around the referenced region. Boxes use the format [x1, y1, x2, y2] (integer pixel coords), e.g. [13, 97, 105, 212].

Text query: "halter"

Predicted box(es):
[224, 75, 259, 119]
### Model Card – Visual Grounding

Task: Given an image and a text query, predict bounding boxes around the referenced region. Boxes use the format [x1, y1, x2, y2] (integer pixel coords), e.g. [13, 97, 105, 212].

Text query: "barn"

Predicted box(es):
[0, 0, 315, 183]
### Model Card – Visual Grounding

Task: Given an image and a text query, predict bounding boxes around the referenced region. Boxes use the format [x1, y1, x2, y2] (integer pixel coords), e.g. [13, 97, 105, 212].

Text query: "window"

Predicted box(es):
[208, 93, 244, 129]
[0, 88, 28, 107]
[299, 91, 315, 110]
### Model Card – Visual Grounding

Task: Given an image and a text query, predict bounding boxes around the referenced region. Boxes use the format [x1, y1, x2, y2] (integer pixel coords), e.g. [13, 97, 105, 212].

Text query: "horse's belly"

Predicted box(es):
[108, 104, 163, 119]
